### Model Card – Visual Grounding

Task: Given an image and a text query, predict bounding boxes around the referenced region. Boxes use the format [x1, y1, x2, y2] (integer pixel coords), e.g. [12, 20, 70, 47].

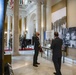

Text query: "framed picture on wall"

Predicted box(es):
[52, 6, 67, 39]
[63, 27, 76, 48]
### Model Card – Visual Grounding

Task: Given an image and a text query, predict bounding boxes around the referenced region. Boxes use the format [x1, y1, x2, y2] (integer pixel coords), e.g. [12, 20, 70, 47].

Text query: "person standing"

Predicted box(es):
[9, 35, 12, 49]
[33, 32, 41, 67]
[51, 32, 63, 75]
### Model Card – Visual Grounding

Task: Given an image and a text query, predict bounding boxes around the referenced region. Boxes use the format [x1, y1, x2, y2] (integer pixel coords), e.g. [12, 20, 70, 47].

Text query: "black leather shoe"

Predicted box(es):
[53, 72, 56, 75]
[54, 72, 62, 75]
[33, 64, 38, 67]
[36, 62, 40, 65]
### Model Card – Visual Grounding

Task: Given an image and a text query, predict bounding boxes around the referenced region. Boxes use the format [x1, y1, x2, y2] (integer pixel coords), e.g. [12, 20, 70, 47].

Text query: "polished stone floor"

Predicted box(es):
[11, 51, 76, 75]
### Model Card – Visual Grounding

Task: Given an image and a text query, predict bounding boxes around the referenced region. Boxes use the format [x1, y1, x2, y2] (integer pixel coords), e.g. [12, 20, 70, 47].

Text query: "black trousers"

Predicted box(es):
[33, 49, 39, 65]
[52, 56, 62, 75]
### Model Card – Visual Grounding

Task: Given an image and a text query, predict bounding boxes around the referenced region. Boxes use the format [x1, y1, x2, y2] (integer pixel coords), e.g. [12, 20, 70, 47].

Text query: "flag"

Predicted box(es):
[10, 0, 14, 9]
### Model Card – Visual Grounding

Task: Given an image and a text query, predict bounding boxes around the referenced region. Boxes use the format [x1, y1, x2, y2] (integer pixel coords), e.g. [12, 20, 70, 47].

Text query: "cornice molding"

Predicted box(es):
[6, 5, 27, 17]
[25, 2, 36, 12]
[26, 4, 36, 16]
[6, 0, 45, 17]
[6, 5, 13, 16]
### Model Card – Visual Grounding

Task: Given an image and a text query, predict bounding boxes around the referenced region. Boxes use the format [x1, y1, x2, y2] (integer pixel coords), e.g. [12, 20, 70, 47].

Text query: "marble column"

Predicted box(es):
[12, 0, 19, 55]
[46, 0, 52, 31]
[21, 17, 25, 36]
[7, 16, 11, 49]
[36, 2, 41, 44]
[36, 2, 41, 34]
[41, 3, 46, 46]
[43, 3, 46, 32]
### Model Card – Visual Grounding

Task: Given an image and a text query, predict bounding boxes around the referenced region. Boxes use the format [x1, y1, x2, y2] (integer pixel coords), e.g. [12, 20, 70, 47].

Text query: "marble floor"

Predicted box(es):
[11, 51, 76, 75]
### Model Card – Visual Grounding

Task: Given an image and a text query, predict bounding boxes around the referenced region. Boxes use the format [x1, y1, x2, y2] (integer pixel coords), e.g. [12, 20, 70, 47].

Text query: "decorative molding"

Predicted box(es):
[26, 4, 36, 16]
[25, 2, 36, 12]
[6, 0, 46, 17]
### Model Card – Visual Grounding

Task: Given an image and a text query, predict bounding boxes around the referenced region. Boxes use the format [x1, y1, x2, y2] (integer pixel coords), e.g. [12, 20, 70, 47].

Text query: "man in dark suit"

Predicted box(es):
[51, 32, 63, 75]
[32, 34, 35, 45]
[33, 32, 41, 67]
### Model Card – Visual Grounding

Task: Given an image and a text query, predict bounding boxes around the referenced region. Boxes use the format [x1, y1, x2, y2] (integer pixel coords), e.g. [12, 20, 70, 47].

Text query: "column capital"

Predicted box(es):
[6, 10, 13, 16]
[41, 2, 46, 8]
[36, 1, 41, 6]
[20, 15, 25, 18]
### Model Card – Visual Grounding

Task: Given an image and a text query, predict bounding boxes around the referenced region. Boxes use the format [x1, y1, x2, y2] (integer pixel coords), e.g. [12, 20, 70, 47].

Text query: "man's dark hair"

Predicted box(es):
[54, 32, 59, 37]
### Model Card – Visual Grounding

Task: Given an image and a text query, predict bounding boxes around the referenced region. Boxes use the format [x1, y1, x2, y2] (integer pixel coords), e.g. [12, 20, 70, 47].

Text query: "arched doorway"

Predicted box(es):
[29, 13, 36, 39]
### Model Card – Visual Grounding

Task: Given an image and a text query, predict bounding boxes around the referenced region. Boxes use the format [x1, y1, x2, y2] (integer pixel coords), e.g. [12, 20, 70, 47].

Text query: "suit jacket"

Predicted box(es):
[32, 35, 35, 45]
[51, 37, 63, 57]
[33, 36, 43, 52]
[34, 36, 40, 50]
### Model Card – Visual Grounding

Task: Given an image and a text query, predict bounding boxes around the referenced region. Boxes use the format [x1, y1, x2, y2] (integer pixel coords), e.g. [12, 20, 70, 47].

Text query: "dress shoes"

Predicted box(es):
[33, 64, 38, 67]
[36, 62, 40, 65]
[53, 72, 62, 75]
[53, 72, 56, 75]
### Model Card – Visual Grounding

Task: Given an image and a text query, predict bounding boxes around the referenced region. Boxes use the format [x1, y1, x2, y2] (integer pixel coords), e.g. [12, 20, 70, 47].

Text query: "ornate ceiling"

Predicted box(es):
[6, 0, 62, 17]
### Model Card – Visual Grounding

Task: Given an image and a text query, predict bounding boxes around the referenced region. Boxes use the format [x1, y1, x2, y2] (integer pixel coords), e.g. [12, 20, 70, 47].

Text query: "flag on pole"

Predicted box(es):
[10, 0, 14, 9]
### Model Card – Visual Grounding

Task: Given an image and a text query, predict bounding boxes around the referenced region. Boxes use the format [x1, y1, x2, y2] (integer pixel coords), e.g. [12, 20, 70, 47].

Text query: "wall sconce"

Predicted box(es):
[4, 31, 7, 34]
[25, 28, 28, 33]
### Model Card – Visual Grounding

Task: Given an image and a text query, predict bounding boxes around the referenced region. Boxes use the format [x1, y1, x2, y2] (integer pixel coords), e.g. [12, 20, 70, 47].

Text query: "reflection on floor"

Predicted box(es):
[11, 51, 76, 75]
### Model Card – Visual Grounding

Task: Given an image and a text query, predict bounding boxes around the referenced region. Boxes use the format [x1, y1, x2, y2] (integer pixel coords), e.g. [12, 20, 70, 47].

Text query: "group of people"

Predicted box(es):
[9, 31, 63, 75]
[33, 32, 63, 75]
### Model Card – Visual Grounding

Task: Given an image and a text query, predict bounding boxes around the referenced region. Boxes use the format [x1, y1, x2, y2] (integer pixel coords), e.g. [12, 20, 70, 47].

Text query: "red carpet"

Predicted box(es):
[4, 49, 12, 51]
[19, 48, 34, 51]
[4, 48, 34, 51]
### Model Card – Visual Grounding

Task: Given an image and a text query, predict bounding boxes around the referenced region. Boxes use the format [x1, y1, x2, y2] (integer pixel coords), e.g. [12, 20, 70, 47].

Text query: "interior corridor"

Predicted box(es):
[11, 51, 76, 75]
